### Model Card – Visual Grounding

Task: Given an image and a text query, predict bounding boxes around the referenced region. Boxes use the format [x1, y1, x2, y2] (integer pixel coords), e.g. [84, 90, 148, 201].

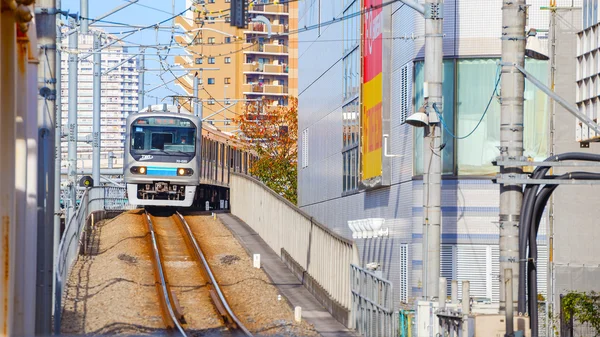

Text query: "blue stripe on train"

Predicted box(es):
[146, 167, 177, 176]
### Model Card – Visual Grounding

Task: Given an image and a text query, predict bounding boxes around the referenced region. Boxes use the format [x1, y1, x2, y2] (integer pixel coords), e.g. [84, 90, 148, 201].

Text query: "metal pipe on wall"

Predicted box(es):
[15, 27, 35, 336]
[92, 33, 101, 184]
[499, 0, 526, 318]
[0, 7, 17, 334]
[67, 17, 78, 221]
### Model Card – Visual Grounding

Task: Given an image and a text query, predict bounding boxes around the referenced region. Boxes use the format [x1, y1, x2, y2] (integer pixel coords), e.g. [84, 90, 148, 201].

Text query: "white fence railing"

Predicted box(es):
[230, 173, 360, 326]
[54, 186, 133, 333]
[351, 264, 396, 337]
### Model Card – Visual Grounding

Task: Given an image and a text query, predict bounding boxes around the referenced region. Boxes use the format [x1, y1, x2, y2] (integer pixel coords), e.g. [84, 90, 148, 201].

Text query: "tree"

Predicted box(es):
[234, 97, 298, 204]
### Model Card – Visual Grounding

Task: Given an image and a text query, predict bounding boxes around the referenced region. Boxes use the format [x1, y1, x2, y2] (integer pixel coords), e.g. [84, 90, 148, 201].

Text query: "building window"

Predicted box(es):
[194, 38, 203, 45]
[413, 58, 548, 176]
[208, 57, 216, 64]
[208, 98, 215, 105]
[208, 78, 215, 85]
[208, 37, 215, 44]
[195, 58, 203, 64]
[342, 99, 359, 193]
[224, 37, 231, 43]
[224, 77, 231, 84]
[302, 128, 309, 168]
[343, 0, 360, 53]
[225, 57, 231, 64]
[343, 49, 359, 100]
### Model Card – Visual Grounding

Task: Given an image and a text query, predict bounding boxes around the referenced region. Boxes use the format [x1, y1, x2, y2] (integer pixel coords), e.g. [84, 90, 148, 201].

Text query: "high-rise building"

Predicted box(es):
[60, 30, 139, 170]
[174, 0, 297, 129]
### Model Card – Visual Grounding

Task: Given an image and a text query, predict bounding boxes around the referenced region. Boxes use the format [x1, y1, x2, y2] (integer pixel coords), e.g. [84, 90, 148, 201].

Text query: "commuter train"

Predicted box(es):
[124, 104, 254, 208]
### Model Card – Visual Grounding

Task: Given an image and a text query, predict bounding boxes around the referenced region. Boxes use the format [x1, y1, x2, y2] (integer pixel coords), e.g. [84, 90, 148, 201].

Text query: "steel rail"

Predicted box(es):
[175, 212, 253, 337]
[143, 210, 188, 337]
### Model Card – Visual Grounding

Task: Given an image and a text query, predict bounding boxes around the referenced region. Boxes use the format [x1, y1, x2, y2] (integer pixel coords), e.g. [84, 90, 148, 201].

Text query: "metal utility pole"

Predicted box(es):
[67, 17, 79, 220]
[92, 33, 101, 184]
[499, 0, 526, 319]
[81, 0, 89, 34]
[137, 50, 145, 112]
[35, 0, 58, 333]
[53, 0, 63, 310]
[193, 76, 199, 116]
[422, 0, 443, 300]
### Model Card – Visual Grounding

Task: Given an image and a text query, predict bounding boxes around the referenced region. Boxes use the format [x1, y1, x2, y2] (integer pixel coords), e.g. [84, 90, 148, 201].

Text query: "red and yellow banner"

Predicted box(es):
[362, 0, 383, 181]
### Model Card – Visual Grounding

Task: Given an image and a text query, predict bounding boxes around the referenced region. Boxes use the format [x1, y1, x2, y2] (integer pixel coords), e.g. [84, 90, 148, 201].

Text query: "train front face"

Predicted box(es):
[124, 112, 200, 207]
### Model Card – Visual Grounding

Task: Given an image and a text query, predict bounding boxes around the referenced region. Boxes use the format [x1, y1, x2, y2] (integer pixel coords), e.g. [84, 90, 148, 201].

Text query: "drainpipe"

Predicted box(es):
[0, 5, 17, 335]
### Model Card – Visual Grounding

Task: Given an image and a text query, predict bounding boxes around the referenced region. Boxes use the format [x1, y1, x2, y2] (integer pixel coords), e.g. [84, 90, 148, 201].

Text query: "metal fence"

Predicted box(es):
[351, 264, 396, 337]
[229, 173, 360, 326]
[54, 186, 133, 333]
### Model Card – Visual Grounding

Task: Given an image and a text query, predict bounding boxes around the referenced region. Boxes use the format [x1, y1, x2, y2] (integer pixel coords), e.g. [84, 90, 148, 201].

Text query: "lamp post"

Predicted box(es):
[401, 0, 444, 300]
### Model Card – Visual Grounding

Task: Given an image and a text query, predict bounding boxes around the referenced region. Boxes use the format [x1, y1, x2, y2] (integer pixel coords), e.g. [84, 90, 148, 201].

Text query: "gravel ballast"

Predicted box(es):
[61, 210, 321, 336]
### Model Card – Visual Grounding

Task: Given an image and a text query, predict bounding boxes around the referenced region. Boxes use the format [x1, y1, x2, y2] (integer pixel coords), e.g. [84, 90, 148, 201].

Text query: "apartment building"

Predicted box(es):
[174, 0, 297, 129]
[60, 30, 139, 170]
[298, 0, 557, 314]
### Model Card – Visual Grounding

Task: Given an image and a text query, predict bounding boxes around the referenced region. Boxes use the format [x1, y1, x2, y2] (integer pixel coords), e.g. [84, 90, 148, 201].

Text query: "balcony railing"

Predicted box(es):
[244, 43, 288, 54]
[249, 3, 289, 14]
[243, 83, 288, 95]
[243, 63, 288, 74]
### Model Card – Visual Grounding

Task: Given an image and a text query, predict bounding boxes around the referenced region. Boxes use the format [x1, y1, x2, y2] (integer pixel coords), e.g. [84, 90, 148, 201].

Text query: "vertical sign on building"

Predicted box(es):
[362, 0, 383, 182]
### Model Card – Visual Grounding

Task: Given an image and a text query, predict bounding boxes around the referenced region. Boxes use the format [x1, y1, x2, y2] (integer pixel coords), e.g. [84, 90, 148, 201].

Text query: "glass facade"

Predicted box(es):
[414, 58, 548, 176]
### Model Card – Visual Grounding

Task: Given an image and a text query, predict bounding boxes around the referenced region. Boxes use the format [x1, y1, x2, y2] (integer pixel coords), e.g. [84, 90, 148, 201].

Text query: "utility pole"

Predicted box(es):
[194, 76, 199, 117]
[53, 0, 63, 314]
[67, 17, 79, 220]
[35, 0, 58, 333]
[422, 0, 443, 300]
[92, 33, 101, 184]
[81, 0, 89, 34]
[137, 50, 145, 112]
[499, 0, 526, 322]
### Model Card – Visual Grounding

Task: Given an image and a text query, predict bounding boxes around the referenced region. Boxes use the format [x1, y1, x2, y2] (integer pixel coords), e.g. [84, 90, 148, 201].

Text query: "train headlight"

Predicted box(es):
[130, 166, 147, 175]
[177, 168, 193, 176]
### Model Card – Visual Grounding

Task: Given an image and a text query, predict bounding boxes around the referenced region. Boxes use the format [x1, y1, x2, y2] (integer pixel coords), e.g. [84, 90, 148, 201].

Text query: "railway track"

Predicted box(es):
[143, 209, 253, 336]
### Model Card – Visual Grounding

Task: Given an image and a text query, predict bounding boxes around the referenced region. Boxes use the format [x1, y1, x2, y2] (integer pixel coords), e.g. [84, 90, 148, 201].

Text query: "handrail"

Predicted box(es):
[53, 186, 132, 333]
[229, 173, 359, 325]
[230, 172, 353, 245]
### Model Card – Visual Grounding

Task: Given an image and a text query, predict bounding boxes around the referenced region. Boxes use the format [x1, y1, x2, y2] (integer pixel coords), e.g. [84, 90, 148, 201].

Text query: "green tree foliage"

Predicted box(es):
[234, 97, 298, 204]
[562, 291, 600, 335]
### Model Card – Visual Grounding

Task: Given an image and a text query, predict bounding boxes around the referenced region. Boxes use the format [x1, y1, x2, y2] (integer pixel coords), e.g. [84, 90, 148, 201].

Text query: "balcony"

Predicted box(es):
[249, 3, 289, 15]
[246, 22, 289, 35]
[243, 63, 288, 75]
[243, 83, 288, 96]
[243, 43, 288, 55]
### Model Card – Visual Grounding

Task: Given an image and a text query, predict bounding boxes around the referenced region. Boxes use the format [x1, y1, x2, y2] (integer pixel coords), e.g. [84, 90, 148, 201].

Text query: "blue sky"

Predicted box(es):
[62, 0, 189, 105]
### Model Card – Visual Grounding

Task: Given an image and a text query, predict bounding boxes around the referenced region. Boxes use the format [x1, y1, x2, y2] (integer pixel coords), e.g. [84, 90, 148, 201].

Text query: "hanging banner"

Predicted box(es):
[361, 0, 383, 181]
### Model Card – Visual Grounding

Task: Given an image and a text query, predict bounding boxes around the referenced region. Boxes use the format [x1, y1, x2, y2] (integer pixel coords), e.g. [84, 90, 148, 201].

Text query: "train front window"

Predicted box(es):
[130, 117, 196, 156]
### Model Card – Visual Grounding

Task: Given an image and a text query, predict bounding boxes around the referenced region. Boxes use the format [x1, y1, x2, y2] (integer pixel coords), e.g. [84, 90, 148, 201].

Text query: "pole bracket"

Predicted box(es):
[424, 3, 443, 19]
